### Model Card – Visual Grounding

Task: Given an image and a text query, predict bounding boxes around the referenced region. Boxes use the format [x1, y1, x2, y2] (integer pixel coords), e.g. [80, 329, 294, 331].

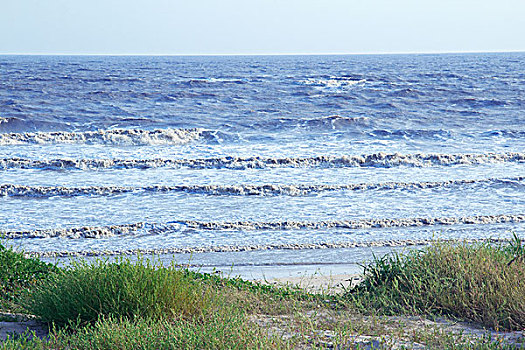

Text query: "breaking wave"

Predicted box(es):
[298, 115, 370, 129]
[301, 76, 366, 89]
[1, 152, 524, 170]
[27, 238, 510, 258]
[4, 214, 525, 239]
[255, 115, 370, 131]
[0, 128, 205, 146]
[1, 177, 523, 198]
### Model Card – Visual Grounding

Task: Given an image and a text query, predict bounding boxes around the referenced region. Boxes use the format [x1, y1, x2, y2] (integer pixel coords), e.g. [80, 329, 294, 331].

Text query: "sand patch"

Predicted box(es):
[258, 273, 362, 294]
[0, 313, 48, 341]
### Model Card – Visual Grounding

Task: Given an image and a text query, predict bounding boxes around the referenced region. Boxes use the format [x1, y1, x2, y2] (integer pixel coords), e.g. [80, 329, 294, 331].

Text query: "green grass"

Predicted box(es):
[1, 238, 524, 349]
[10, 254, 292, 349]
[0, 241, 56, 311]
[22, 256, 217, 327]
[2, 313, 287, 350]
[346, 239, 525, 330]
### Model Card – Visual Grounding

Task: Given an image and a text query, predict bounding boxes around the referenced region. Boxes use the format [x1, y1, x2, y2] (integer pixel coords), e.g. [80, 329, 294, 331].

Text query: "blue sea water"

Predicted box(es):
[1, 53, 524, 278]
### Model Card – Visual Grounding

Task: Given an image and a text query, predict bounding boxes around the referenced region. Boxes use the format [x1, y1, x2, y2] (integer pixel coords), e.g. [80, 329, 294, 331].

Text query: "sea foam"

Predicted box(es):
[1, 152, 524, 170]
[0, 177, 522, 198]
[4, 214, 524, 239]
[0, 128, 204, 146]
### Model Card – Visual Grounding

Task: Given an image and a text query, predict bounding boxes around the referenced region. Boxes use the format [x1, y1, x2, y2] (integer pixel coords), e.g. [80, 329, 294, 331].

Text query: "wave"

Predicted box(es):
[0, 128, 205, 146]
[4, 214, 524, 239]
[171, 214, 525, 231]
[171, 78, 247, 88]
[27, 238, 511, 258]
[367, 129, 525, 140]
[1, 177, 523, 198]
[1, 152, 523, 171]
[481, 130, 525, 138]
[449, 97, 507, 108]
[3, 223, 145, 239]
[0, 117, 70, 133]
[255, 115, 371, 131]
[302, 77, 366, 89]
[368, 129, 453, 139]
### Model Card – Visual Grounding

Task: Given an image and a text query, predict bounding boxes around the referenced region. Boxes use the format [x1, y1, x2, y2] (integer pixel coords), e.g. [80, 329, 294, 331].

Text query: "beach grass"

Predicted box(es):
[1, 238, 523, 349]
[1, 313, 288, 350]
[22, 257, 216, 326]
[0, 241, 56, 312]
[347, 236, 525, 331]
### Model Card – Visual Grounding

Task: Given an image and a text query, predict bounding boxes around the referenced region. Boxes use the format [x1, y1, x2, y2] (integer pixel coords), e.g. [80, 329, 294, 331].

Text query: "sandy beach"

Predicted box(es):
[258, 273, 362, 294]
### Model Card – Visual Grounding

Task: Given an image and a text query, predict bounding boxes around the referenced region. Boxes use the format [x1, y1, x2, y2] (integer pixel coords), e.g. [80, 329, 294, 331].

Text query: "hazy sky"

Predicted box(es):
[1, 0, 524, 55]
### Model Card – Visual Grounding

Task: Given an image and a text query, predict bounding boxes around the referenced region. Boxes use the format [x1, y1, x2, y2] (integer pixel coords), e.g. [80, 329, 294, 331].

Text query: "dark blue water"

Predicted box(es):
[1, 53, 524, 278]
[2, 54, 524, 137]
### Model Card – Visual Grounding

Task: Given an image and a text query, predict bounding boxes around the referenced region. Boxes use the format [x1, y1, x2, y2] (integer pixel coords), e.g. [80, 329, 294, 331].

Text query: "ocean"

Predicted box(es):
[1, 53, 524, 278]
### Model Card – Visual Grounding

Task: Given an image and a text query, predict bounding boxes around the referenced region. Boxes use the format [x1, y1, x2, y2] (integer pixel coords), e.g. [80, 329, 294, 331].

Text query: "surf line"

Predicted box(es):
[1, 152, 524, 170]
[3, 214, 525, 239]
[26, 237, 517, 258]
[0, 177, 524, 198]
[0, 128, 205, 146]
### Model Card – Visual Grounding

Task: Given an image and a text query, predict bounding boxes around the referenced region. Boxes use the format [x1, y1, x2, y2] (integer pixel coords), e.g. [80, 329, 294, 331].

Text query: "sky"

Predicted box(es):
[1, 0, 524, 55]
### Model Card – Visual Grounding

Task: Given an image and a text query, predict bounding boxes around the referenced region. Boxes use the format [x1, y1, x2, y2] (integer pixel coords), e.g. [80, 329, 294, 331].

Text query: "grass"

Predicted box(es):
[1, 237, 523, 349]
[0, 241, 56, 311]
[347, 237, 525, 330]
[22, 257, 216, 326]
[2, 313, 287, 350]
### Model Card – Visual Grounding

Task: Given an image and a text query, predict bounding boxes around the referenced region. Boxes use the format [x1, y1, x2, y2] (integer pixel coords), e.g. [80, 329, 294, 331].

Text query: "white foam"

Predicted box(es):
[0, 177, 522, 198]
[4, 214, 524, 239]
[2, 152, 523, 170]
[303, 77, 366, 89]
[0, 128, 204, 146]
[25, 237, 516, 258]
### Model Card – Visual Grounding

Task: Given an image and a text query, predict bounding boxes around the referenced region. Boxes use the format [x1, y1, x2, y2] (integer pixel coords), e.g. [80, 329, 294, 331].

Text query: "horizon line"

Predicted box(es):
[1, 49, 524, 56]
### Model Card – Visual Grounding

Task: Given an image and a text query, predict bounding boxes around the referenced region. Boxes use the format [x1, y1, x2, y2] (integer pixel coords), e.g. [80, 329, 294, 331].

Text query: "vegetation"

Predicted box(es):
[23, 257, 215, 326]
[1, 237, 523, 349]
[348, 238, 525, 330]
[1, 313, 285, 350]
[0, 241, 56, 311]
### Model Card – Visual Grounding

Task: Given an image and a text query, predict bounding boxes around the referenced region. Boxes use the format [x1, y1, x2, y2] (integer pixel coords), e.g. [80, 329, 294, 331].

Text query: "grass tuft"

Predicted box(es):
[22, 256, 215, 326]
[347, 240, 525, 330]
[0, 241, 56, 311]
